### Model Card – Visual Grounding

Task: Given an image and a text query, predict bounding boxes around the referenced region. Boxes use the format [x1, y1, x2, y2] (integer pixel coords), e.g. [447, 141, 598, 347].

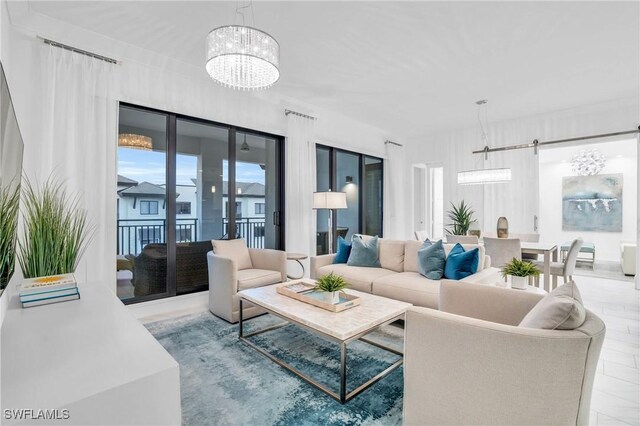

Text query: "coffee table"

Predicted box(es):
[238, 284, 412, 403]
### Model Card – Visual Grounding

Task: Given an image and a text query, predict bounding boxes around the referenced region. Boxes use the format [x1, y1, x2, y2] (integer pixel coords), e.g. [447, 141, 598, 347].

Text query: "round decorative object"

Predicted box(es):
[206, 25, 280, 90]
[497, 217, 509, 239]
[571, 149, 606, 176]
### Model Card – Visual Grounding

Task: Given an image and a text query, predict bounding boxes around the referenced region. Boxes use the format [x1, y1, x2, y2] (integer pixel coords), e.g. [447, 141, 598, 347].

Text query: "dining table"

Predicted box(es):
[520, 242, 559, 292]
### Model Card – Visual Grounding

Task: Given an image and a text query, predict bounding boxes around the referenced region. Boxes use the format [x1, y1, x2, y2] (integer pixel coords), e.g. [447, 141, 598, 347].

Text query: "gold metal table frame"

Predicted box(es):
[238, 299, 404, 404]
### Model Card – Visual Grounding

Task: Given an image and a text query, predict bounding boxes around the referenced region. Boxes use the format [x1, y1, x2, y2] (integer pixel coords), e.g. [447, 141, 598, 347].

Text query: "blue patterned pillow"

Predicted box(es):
[417, 239, 446, 280]
[444, 243, 479, 280]
[333, 236, 352, 264]
[347, 235, 381, 267]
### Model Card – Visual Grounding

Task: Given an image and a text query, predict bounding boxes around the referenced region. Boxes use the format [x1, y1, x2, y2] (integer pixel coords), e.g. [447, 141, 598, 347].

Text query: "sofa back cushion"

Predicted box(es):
[378, 239, 405, 272]
[212, 238, 253, 270]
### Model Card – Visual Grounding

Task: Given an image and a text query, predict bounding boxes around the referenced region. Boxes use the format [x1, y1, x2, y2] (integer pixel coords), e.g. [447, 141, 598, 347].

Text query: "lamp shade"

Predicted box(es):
[313, 191, 347, 209]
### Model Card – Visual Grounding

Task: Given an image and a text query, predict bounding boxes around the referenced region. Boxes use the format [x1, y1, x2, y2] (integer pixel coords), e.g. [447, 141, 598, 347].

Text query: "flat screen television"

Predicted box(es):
[0, 62, 24, 292]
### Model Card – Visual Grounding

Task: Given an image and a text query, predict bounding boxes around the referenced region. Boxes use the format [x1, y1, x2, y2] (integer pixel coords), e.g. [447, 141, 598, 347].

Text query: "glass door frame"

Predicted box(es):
[118, 102, 285, 304]
[316, 144, 384, 253]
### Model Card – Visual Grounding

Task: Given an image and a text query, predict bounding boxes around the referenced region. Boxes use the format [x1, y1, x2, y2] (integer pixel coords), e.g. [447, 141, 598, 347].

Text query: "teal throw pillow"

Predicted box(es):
[417, 239, 446, 280]
[333, 236, 352, 264]
[444, 243, 480, 280]
[347, 235, 381, 267]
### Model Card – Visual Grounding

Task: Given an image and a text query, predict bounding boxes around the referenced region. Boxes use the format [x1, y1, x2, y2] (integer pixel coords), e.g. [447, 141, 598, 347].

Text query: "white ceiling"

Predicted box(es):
[26, 1, 640, 138]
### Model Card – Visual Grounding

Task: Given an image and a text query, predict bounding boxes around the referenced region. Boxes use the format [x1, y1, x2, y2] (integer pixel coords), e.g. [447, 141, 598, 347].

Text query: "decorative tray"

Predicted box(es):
[276, 279, 360, 312]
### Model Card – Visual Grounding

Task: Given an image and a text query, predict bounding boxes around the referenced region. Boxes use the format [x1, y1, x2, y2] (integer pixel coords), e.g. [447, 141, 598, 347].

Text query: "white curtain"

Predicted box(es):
[38, 45, 118, 287]
[285, 115, 316, 274]
[384, 142, 406, 238]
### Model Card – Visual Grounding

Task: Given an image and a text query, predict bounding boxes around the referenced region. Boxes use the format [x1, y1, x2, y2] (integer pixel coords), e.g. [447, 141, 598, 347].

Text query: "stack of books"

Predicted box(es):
[19, 274, 80, 308]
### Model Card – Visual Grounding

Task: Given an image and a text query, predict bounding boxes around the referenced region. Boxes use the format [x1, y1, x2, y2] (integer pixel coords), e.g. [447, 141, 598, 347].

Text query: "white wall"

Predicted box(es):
[538, 139, 637, 261]
[404, 97, 640, 240]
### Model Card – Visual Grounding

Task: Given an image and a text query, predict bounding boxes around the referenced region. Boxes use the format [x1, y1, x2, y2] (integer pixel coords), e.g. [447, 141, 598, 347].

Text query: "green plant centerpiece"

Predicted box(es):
[501, 258, 540, 290]
[446, 200, 477, 235]
[314, 272, 348, 305]
[0, 182, 21, 291]
[18, 177, 95, 280]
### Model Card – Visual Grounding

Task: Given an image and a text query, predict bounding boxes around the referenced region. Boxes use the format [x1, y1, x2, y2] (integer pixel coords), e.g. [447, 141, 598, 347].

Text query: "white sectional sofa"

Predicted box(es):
[310, 238, 500, 309]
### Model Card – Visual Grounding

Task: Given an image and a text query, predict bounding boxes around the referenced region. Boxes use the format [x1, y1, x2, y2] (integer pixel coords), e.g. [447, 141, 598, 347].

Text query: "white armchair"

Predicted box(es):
[207, 239, 286, 323]
[403, 280, 605, 426]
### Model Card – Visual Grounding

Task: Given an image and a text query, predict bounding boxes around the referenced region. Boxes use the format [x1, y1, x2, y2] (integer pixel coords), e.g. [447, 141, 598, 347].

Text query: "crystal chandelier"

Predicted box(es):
[206, 2, 279, 91]
[571, 148, 606, 176]
[118, 134, 152, 151]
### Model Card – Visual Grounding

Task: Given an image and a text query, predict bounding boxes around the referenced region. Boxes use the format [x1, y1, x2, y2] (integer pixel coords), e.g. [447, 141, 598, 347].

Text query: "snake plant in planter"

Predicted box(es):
[314, 272, 348, 305]
[501, 258, 540, 290]
[0, 182, 21, 291]
[446, 200, 477, 236]
[18, 177, 95, 280]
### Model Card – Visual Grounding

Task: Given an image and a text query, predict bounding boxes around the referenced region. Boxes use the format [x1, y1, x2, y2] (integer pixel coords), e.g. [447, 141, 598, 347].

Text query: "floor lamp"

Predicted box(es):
[313, 190, 347, 254]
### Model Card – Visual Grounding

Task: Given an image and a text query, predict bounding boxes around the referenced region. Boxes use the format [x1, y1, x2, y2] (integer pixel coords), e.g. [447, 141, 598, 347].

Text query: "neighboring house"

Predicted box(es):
[117, 175, 265, 254]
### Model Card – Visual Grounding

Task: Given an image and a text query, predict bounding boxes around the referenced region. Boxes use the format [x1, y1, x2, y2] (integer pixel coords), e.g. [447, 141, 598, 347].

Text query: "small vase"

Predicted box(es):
[323, 291, 340, 304]
[497, 217, 509, 238]
[510, 275, 529, 290]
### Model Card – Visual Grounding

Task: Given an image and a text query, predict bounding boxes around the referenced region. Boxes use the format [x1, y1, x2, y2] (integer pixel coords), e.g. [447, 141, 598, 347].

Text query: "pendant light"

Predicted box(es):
[240, 134, 250, 152]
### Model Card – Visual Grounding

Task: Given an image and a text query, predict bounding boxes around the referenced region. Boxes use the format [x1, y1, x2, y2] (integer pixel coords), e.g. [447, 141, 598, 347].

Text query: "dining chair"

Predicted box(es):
[483, 237, 522, 270]
[512, 232, 541, 261]
[446, 235, 479, 244]
[532, 238, 583, 290]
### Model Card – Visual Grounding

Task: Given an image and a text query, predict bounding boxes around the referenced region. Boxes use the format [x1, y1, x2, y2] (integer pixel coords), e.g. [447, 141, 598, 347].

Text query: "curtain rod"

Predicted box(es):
[38, 36, 119, 65]
[472, 127, 640, 156]
[284, 109, 317, 120]
[385, 140, 403, 147]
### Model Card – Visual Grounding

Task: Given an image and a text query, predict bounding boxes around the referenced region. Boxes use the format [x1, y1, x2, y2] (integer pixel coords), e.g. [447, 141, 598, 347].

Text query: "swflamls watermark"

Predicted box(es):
[4, 409, 70, 420]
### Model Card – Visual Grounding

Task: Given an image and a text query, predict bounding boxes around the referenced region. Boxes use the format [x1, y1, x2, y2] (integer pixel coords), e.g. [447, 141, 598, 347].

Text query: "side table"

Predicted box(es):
[286, 253, 308, 280]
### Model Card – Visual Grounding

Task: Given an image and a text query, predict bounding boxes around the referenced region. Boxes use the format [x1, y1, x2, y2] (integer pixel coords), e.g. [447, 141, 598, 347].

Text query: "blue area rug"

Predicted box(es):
[145, 312, 404, 425]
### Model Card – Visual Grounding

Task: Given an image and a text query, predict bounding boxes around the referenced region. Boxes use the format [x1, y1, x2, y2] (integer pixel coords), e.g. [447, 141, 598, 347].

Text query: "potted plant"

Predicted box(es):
[314, 272, 348, 304]
[17, 177, 95, 281]
[446, 200, 477, 235]
[501, 258, 540, 290]
[0, 182, 20, 292]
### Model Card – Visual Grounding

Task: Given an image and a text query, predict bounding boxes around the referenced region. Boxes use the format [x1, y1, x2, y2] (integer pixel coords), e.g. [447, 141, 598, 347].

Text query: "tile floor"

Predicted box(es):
[135, 273, 640, 425]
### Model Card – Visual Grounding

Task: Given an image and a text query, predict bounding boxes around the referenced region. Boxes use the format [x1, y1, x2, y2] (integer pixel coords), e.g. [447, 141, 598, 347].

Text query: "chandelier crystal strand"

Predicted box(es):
[118, 134, 152, 151]
[206, 25, 279, 90]
[571, 149, 606, 176]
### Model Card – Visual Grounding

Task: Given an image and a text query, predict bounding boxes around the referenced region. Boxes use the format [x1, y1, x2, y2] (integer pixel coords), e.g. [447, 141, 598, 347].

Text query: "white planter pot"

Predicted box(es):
[510, 275, 529, 290]
[322, 291, 340, 305]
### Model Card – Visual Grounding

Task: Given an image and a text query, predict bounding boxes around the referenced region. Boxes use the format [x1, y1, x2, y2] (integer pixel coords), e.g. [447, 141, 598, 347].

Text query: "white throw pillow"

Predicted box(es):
[212, 239, 253, 270]
[519, 281, 586, 330]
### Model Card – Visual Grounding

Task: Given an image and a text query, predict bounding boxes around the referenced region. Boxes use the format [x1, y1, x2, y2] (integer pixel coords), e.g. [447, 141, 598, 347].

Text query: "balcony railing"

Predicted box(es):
[117, 217, 266, 255]
[117, 218, 198, 255]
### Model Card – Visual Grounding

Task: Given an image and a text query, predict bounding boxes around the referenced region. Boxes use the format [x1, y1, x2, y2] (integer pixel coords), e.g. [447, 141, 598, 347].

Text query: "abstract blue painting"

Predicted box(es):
[562, 174, 623, 232]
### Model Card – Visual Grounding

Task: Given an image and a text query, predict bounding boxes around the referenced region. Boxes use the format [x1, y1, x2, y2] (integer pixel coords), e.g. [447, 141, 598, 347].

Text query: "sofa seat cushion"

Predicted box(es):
[372, 272, 440, 309]
[237, 269, 282, 290]
[315, 264, 395, 293]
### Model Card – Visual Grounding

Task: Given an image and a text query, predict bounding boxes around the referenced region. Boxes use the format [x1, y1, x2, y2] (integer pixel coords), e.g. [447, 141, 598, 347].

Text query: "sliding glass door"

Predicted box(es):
[315, 145, 384, 254]
[116, 104, 284, 303]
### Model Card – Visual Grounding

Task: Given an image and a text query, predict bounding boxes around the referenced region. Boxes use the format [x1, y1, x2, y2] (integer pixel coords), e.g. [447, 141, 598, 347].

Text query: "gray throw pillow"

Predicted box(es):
[417, 239, 446, 280]
[519, 281, 586, 330]
[347, 235, 381, 267]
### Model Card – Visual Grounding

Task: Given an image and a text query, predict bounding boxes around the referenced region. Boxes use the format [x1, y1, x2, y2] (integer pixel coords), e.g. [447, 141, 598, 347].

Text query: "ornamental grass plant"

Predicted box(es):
[0, 181, 20, 289]
[18, 177, 95, 279]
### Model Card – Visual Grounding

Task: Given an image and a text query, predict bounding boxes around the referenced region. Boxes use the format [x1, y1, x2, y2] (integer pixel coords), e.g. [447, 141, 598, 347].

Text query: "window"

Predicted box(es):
[177, 202, 191, 215]
[140, 200, 159, 215]
[139, 227, 162, 246]
[255, 203, 265, 215]
[226, 201, 242, 219]
[176, 227, 192, 242]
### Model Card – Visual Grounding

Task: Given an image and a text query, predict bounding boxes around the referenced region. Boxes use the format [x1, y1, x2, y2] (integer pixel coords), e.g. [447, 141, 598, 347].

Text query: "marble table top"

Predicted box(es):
[239, 284, 412, 341]
[286, 252, 308, 260]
